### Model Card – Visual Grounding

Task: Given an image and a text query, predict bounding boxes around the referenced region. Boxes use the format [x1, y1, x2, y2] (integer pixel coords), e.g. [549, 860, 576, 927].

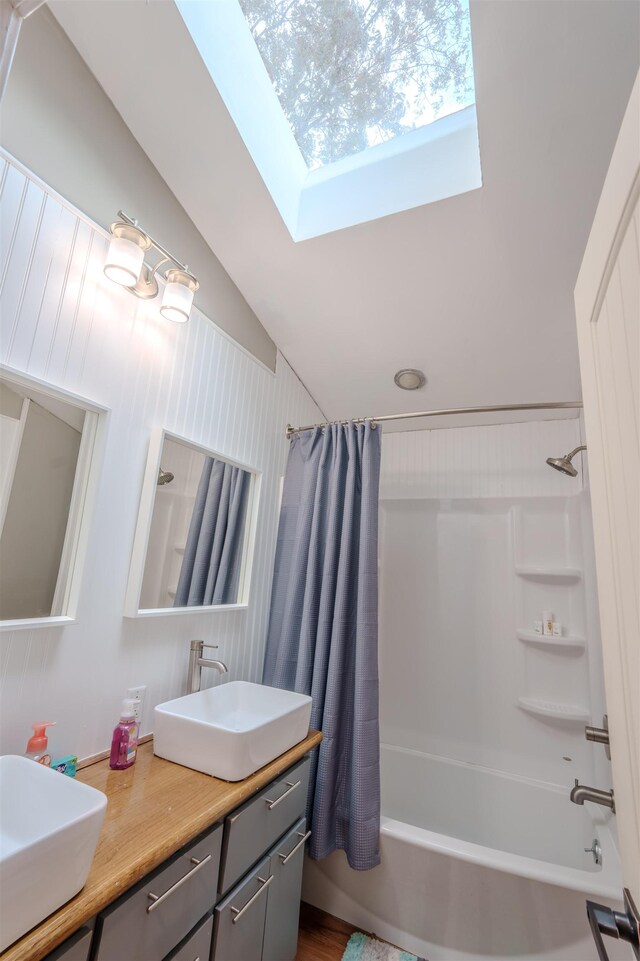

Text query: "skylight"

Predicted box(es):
[176, 0, 482, 240]
[238, 0, 475, 170]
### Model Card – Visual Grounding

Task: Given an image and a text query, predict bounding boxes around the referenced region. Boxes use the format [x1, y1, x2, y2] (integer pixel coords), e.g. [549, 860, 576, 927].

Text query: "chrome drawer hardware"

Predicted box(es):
[264, 779, 300, 811]
[146, 854, 212, 913]
[230, 875, 273, 925]
[279, 830, 312, 865]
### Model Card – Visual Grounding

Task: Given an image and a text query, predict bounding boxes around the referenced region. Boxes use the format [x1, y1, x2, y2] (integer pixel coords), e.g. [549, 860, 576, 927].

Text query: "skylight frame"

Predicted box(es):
[176, 0, 482, 241]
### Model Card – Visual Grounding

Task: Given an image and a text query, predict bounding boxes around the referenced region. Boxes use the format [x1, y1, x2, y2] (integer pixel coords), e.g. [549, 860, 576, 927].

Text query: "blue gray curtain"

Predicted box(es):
[263, 422, 381, 870]
[174, 457, 250, 607]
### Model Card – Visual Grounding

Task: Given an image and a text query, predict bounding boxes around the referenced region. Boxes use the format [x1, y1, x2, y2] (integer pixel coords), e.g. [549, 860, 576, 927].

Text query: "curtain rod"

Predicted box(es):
[285, 402, 583, 438]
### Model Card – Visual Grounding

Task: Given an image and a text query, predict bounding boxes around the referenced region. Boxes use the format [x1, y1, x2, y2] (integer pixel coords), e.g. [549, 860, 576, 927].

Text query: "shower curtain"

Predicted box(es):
[174, 457, 250, 606]
[263, 422, 381, 870]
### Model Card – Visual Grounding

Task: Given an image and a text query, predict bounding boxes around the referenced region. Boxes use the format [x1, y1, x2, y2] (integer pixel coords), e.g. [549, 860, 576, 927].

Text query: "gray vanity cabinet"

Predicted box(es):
[218, 756, 311, 897]
[212, 815, 308, 961]
[91, 824, 222, 961]
[212, 856, 272, 961]
[40, 754, 312, 961]
[262, 818, 308, 961]
[165, 913, 214, 961]
[44, 926, 93, 961]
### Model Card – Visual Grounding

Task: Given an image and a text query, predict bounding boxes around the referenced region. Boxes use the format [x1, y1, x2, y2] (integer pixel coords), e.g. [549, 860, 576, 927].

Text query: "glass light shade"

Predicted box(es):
[104, 235, 145, 287]
[160, 270, 198, 323]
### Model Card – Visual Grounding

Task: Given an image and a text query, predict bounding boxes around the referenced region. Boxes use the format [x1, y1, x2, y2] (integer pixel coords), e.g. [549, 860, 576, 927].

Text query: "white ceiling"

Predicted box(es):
[50, 0, 639, 430]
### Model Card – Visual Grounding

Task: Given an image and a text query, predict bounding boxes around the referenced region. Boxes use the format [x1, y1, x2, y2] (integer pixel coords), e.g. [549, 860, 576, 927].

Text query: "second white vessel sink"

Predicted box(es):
[154, 681, 312, 781]
[0, 755, 107, 952]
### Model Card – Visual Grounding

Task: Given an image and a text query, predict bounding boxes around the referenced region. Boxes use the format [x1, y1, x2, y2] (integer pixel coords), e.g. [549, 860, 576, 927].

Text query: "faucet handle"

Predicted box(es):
[189, 639, 218, 650]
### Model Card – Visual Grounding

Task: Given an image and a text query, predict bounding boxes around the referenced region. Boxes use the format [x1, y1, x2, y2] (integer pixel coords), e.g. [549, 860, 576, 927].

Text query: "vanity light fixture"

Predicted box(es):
[104, 211, 199, 323]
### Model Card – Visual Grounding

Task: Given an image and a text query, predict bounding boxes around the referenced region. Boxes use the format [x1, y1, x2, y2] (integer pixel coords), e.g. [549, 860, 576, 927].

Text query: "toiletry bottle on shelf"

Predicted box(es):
[543, 611, 554, 636]
[109, 699, 139, 771]
[24, 722, 56, 765]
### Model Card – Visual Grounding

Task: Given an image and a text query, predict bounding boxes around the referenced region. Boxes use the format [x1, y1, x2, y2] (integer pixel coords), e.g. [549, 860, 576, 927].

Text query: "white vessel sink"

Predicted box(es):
[0, 756, 107, 952]
[154, 681, 312, 781]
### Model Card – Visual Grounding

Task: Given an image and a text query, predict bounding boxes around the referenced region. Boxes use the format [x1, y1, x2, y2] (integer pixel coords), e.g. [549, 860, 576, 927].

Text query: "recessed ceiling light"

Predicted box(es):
[394, 369, 426, 390]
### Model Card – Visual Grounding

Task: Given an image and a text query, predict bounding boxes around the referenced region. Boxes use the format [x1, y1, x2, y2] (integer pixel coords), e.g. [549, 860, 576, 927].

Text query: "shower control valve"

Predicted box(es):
[585, 714, 611, 760]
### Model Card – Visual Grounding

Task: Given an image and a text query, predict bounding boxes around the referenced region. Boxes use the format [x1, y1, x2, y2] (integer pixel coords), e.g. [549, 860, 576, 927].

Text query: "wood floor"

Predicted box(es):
[295, 902, 361, 961]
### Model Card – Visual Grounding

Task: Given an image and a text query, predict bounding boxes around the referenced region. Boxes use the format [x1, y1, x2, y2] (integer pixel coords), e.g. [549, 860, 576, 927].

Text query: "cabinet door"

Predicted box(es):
[44, 926, 93, 961]
[262, 819, 308, 961]
[212, 856, 272, 961]
[219, 757, 310, 896]
[164, 913, 213, 961]
[93, 824, 222, 961]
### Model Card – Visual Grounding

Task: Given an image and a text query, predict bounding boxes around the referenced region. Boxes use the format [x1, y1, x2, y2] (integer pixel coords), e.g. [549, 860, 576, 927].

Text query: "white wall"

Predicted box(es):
[378, 419, 609, 792]
[0, 7, 277, 369]
[0, 154, 322, 761]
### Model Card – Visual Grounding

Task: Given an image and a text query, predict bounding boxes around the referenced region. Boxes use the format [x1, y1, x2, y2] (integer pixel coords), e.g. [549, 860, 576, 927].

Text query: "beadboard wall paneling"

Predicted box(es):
[0, 155, 322, 760]
[380, 418, 584, 500]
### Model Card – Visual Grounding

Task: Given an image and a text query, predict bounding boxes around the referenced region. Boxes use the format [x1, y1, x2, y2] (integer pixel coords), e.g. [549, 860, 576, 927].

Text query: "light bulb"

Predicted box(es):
[160, 269, 199, 323]
[104, 223, 150, 287]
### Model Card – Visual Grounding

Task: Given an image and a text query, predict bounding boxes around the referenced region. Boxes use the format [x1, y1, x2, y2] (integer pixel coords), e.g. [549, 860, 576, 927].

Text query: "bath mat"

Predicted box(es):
[342, 932, 426, 961]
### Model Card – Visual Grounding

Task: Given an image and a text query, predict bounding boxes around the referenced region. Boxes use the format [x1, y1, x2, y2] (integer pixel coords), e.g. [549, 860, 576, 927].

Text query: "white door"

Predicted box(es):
[575, 70, 639, 957]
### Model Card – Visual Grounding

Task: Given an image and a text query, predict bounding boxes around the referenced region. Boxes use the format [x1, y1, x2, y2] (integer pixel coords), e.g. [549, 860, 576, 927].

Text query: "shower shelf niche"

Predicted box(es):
[516, 629, 586, 649]
[515, 566, 582, 581]
[517, 697, 590, 722]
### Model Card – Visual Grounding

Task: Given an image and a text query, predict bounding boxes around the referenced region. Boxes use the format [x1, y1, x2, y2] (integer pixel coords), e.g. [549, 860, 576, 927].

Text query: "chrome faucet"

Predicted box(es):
[188, 640, 228, 695]
[570, 779, 615, 812]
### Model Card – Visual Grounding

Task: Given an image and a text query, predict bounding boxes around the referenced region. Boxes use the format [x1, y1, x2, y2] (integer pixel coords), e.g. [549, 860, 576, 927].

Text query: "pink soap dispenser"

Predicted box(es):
[109, 699, 139, 770]
[25, 721, 56, 765]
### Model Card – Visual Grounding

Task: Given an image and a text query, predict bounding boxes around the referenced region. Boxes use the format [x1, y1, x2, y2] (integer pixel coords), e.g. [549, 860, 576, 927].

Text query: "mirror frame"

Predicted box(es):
[0, 365, 108, 631]
[124, 429, 261, 618]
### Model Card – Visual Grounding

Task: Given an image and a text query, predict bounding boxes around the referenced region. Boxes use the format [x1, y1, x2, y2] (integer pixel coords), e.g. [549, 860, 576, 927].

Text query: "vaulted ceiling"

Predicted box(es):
[51, 0, 639, 429]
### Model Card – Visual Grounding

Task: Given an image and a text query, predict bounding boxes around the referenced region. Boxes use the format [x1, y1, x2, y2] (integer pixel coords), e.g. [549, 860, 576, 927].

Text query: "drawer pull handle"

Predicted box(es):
[278, 830, 312, 865]
[146, 854, 212, 913]
[264, 779, 301, 811]
[230, 875, 273, 925]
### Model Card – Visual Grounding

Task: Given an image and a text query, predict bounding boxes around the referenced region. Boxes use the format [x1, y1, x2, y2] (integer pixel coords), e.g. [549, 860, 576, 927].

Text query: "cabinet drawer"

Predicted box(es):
[45, 925, 93, 961]
[93, 824, 222, 961]
[218, 756, 310, 896]
[212, 856, 271, 961]
[165, 913, 213, 961]
[263, 818, 308, 961]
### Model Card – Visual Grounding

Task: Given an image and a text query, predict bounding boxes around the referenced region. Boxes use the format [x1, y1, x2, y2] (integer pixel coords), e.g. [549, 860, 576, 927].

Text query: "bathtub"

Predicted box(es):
[302, 746, 625, 961]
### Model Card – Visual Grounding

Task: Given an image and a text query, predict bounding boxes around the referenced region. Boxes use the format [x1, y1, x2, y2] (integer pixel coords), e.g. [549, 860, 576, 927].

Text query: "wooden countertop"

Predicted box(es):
[3, 732, 322, 961]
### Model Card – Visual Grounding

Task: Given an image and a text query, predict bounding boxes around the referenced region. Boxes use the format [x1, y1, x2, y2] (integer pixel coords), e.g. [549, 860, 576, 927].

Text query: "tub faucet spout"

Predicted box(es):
[570, 779, 615, 812]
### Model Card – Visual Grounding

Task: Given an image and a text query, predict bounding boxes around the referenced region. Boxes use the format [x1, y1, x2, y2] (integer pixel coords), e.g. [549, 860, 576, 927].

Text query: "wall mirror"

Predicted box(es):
[0, 367, 105, 629]
[125, 430, 261, 617]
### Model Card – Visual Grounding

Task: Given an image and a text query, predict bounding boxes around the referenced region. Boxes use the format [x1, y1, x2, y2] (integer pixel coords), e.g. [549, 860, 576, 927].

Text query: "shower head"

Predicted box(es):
[546, 446, 586, 477]
[157, 467, 174, 486]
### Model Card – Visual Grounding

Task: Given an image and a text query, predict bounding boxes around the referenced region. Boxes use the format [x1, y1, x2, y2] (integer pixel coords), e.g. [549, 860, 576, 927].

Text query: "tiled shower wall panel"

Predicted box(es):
[0, 154, 322, 759]
[377, 419, 610, 789]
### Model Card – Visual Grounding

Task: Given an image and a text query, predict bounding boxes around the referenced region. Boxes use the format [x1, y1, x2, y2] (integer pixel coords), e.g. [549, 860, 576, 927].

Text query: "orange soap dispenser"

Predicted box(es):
[25, 722, 56, 766]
